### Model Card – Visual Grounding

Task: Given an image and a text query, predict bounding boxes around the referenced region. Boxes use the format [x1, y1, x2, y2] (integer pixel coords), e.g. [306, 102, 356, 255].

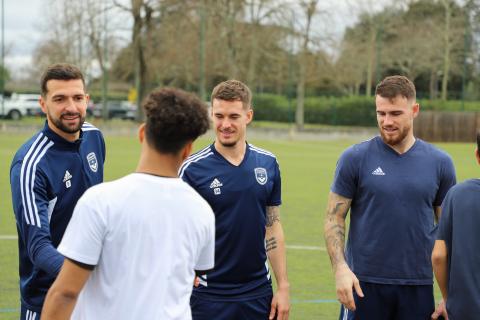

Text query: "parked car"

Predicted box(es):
[13, 93, 42, 116]
[91, 101, 137, 120]
[0, 93, 41, 120]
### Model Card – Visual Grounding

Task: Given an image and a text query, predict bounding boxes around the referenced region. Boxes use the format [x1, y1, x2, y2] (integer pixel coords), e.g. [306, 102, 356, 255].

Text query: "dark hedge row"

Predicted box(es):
[252, 94, 480, 127]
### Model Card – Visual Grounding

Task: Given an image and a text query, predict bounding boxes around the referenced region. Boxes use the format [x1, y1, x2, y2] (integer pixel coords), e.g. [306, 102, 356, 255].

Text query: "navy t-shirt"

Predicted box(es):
[180, 143, 281, 300]
[332, 136, 456, 285]
[438, 179, 480, 318]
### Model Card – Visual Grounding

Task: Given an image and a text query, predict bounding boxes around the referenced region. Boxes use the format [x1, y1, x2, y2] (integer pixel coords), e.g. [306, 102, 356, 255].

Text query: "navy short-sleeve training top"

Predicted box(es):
[332, 136, 456, 285]
[180, 142, 281, 300]
[438, 179, 480, 318]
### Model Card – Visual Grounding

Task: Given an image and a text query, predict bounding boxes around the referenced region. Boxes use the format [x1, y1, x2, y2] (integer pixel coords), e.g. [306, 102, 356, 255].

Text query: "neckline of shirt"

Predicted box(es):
[211, 142, 250, 168]
[376, 135, 420, 158]
[42, 121, 83, 148]
[134, 172, 179, 179]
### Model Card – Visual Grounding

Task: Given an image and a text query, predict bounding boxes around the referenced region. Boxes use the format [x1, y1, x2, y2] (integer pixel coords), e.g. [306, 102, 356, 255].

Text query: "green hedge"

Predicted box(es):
[253, 94, 376, 126]
[253, 94, 480, 127]
[418, 99, 480, 112]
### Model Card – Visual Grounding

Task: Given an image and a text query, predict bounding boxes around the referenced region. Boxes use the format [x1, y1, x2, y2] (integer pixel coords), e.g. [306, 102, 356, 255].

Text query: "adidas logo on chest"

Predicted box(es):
[63, 170, 73, 188]
[210, 178, 223, 195]
[371, 167, 386, 176]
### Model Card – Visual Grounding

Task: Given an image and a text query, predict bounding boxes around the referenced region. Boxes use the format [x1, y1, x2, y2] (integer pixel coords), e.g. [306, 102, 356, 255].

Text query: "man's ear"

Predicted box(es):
[246, 108, 253, 125]
[412, 102, 420, 119]
[138, 123, 146, 143]
[475, 148, 480, 165]
[181, 141, 193, 161]
[39, 96, 47, 115]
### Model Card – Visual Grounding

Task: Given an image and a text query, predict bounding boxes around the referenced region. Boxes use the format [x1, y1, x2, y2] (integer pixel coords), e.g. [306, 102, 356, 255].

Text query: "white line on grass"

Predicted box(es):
[0, 235, 326, 251]
[287, 244, 326, 251]
[0, 235, 17, 240]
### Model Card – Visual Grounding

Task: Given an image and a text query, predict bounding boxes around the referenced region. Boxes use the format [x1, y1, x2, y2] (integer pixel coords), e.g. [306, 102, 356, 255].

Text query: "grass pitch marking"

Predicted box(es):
[0, 235, 17, 240]
[0, 235, 326, 251]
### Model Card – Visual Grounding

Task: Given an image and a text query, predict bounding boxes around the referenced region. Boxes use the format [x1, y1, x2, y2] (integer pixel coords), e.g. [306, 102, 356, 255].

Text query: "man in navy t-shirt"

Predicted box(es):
[324, 75, 456, 320]
[180, 80, 290, 320]
[431, 133, 480, 320]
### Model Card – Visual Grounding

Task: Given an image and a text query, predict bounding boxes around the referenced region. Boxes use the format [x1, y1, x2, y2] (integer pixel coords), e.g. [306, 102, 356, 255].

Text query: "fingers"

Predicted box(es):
[193, 277, 200, 287]
[269, 300, 277, 320]
[279, 308, 289, 320]
[276, 304, 290, 320]
[270, 300, 291, 320]
[345, 287, 356, 311]
[336, 286, 355, 310]
[353, 279, 364, 298]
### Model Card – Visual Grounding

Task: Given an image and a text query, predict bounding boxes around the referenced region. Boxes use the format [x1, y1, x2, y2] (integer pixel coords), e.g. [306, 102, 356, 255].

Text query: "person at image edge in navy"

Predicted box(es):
[431, 132, 480, 320]
[10, 63, 105, 320]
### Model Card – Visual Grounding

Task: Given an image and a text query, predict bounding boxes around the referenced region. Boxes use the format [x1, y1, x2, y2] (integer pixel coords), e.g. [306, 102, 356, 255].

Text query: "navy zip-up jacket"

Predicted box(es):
[10, 121, 105, 312]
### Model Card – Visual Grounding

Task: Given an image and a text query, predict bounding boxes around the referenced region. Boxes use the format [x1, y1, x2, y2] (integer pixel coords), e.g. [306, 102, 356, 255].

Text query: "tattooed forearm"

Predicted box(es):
[324, 192, 352, 271]
[266, 237, 277, 252]
[326, 201, 348, 220]
[266, 206, 280, 227]
[325, 225, 346, 268]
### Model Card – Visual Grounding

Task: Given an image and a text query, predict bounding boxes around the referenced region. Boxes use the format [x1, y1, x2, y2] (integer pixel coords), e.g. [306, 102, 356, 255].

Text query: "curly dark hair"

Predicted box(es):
[40, 63, 85, 97]
[211, 79, 252, 109]
[375, 75, 416, 102]
[143, 87, 210, 154]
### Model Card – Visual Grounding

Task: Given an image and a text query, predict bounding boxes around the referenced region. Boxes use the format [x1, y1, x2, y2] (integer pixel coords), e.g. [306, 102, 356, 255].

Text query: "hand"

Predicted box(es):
[335, 264, 364, 311]
[431, 299, 448, 320]
[193, 276, 200, 287]
[269, 285, 290, 320]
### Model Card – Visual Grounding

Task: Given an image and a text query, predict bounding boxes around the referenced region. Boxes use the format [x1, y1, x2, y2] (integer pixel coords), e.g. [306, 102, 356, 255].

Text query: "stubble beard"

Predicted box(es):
[50, 112, 85, 134]
[380, 124, 410, 146]
[218, 138, 237, 148]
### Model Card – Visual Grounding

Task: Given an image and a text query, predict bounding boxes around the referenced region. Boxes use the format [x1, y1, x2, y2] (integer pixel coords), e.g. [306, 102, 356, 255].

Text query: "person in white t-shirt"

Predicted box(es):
[41, 87, 214, 320]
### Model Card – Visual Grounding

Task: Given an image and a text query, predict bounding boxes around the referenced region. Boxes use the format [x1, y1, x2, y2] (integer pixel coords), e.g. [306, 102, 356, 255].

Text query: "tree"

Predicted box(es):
[295, 0, 318, 130]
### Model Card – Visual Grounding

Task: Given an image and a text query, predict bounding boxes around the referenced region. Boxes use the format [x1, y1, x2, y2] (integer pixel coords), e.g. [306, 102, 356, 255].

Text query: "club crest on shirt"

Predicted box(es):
[254, 167, 268, 185]
[86, 152, 98, 172]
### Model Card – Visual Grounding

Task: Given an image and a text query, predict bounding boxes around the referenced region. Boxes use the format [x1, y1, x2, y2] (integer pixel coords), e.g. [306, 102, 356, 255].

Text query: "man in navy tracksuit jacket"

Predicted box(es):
[9, 63, 105, 319]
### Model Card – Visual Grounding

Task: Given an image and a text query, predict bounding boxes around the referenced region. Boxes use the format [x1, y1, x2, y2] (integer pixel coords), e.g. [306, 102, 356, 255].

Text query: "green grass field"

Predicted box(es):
[1, 128, 478, 319]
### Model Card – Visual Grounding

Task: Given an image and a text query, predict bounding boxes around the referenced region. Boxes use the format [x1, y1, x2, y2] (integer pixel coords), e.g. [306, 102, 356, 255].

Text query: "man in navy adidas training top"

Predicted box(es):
[180, 80, 290, 320]
[324, 76, 456, 320]
[431, 132, 480, 320]
[10, 63, 105, 319]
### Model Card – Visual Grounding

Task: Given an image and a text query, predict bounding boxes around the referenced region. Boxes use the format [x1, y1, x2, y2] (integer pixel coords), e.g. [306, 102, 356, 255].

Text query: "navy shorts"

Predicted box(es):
[191, 294, 273, 320]
[339, 282, 434, 320]
[20, 305, 41, 320]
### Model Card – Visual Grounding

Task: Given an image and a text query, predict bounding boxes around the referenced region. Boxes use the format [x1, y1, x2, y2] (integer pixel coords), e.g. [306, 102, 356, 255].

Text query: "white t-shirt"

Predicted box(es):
[58, 173, 215, 320]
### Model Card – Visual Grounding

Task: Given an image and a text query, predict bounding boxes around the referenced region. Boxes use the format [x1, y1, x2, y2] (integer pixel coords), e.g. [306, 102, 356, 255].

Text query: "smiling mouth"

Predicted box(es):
[382, 127, 397, 133]
[61, 114, 80, 121]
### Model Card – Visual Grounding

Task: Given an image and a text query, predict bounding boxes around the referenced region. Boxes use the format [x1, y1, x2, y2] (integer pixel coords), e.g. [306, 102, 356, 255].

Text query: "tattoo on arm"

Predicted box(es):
[324, 192, 351, 271]
[266, 206, 280, 227]
[266, 237, 277, 252]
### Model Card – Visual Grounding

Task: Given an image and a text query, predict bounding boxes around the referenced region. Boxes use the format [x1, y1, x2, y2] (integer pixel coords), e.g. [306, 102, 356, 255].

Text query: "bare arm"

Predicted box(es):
[41, 259, 92, 320]
[434, 206, 442, 224]
[431, 240, 449, 319]
[324, 191, 351, 271]
[265, 206, 290, 320]
[324, 191, 363, 311]
[432, 240, 448, 299]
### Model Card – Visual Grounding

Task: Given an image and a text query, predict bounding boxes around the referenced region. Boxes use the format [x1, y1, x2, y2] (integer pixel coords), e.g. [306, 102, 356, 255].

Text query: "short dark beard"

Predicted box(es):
[380, 125, 410, 146]
[219, 140, 237, 148]
[50, 112, 85, 134]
